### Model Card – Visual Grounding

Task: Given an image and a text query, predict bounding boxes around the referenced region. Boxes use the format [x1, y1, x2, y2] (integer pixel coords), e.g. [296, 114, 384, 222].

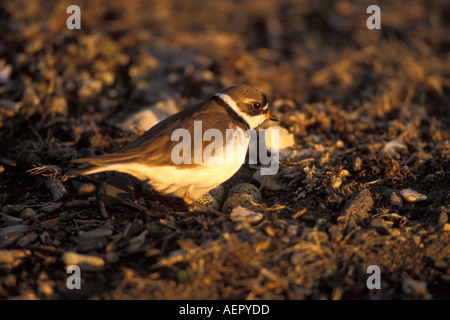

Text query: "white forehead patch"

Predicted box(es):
[214, 93, 266, 129]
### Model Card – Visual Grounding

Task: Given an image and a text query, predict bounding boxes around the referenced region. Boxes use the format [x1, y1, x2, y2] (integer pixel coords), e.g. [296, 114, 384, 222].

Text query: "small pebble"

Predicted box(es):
[0, 249, 31, 264]
[62, 251, 105, 271]
[353, 157, 362, 171]
[438, 206, 449, 225]
[45, 177, 67, 201]
[339, 170, 350, 178]
[400, 188, 427, 203]
[78, 183, 97, 197]
[390, 192, 403, 207]
[331, 177, 342, 189]
[16, 232, 38, 247]
[119, 99, 178, 132]
[438, 211, 448, 225]
[264, 225, 276, 237]
[264, 125, 295, 151]
[383, 139, 407, 156]
[335, 140, 344, 148]
[229, 206, 263, 224]
[19, 208, 36, 220]
[287, 224, 299, 236]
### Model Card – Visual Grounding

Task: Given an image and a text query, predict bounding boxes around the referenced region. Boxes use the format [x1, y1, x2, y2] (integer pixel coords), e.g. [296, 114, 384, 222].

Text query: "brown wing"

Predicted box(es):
[72, 99, 248, 169]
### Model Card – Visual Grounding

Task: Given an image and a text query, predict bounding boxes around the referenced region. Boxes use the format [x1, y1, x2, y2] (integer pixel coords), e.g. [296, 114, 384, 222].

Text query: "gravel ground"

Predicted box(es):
[0, 0, 449, 299]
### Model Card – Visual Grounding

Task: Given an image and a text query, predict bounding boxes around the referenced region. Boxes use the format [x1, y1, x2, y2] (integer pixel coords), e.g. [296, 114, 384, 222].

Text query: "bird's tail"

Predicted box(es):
[70, 154, 127, 176]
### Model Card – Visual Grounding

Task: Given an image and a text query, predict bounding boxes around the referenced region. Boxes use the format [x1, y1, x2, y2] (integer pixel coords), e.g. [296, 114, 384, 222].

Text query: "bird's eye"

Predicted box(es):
[252, 103, 262, 111]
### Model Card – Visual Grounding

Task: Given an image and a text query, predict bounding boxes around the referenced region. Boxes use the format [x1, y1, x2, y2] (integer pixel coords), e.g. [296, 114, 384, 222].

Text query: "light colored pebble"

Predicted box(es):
[0, 249, 31, 264]
[400, 188, 427, 203]
[439, 211, 448, 225]
[339, 170, 350, 178]
[119, 99, 178, 132]
[264, 125, 295, 151]
[62, 251, 105, 271]
[230, 206, 263, 224]
[331, 177, 342, 189]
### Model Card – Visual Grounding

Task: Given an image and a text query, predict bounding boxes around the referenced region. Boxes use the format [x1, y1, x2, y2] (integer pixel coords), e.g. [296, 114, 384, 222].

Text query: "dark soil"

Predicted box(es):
[0, 0, 449, 300]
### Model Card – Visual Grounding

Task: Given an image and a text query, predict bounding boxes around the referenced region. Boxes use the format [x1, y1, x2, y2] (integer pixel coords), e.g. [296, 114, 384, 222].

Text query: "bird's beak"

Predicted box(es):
[266, 111, 278, 121]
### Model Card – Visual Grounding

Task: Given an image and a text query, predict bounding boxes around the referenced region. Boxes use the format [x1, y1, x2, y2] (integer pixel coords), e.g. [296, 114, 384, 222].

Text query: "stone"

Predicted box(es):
[390, 192, 403, 207]
[45, 177, 67, 201]
[400, 189, 427, 203]
[438, 206, 449, 225]
[16, 232, 38, 247]
[331, 177, 342, 189]
[230, 206, 263, 224]
[19, 208, 36, 220]
[119, 99, 178, 132]
[353, 157, 362, 171]
[62, 251, 105, 271]
[339, 188, 373, 229]
[77, 183, 97, 197]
